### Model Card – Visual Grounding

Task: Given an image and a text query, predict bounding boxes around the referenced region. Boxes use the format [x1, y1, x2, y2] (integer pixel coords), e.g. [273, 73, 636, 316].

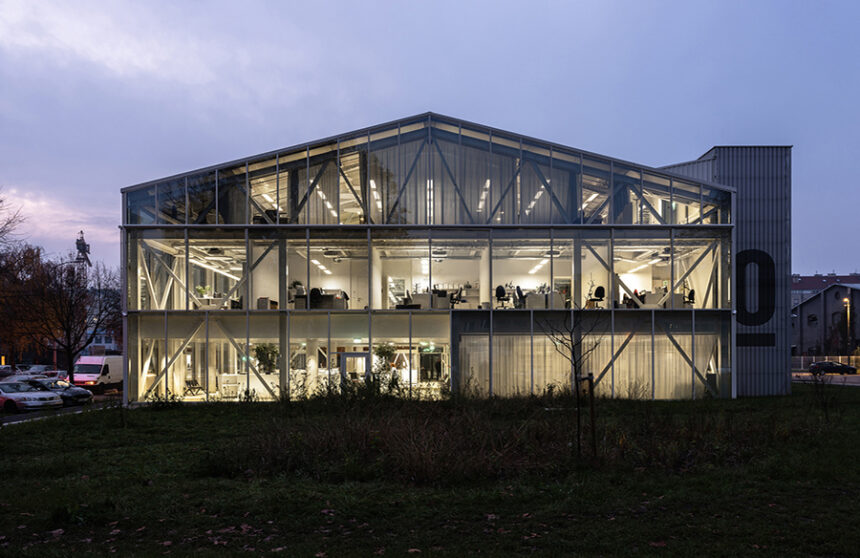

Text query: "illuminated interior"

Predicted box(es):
[124, 113, 733, 402]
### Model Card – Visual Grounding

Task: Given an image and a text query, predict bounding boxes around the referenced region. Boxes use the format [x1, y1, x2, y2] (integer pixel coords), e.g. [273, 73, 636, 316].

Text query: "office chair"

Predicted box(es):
[684, 289, 695, 306]
[310, 288, 323, 308]
[515, 286, 526, 309]
[495, 285, 510, 308]
[450, 287, 463, 307]
[587, 286, 605, 308]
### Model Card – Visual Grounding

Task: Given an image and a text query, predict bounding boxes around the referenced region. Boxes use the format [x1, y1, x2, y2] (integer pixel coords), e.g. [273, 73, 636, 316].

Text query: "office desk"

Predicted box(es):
[520, 292, 566, 309]
[525, 295, 545, 309]
[295, 291, 348, 309]
[412, 293, 449, 309]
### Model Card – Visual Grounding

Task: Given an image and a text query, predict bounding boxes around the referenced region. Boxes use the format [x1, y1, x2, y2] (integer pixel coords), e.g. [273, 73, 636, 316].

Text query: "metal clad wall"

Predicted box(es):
[666, 146, 791, 396]
[660, 157, 715, 182]
[715, 147, 792, 395]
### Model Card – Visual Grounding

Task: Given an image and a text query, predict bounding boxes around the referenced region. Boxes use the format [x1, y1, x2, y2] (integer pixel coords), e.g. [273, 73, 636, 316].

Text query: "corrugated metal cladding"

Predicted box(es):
[660, 156, 715, 182]
[666, 147, 792, 397]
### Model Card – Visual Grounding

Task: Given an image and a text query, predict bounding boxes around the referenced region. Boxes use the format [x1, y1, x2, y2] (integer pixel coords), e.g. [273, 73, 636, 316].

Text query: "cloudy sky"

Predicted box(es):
[0, 0, 857, 273]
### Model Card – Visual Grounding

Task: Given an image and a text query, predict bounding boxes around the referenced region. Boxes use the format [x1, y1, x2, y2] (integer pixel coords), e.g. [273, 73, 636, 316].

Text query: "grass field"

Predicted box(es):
[0, 383, 858, 557]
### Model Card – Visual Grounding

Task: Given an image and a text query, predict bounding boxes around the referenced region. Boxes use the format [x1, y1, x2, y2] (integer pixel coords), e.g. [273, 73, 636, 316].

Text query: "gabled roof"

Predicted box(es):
[792, 274, 860, 291]
[793, 283, 860, 310]
[122, 112, 736, 194]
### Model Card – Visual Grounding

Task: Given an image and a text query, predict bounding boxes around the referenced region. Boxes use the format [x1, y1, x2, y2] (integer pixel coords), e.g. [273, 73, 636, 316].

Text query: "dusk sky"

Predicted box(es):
[0, 0, 857, 274]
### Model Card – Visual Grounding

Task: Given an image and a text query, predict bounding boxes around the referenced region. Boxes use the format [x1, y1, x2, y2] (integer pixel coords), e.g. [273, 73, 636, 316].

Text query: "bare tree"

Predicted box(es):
[18, 259, 121, 383]
[0, 191, 24, 247]
[0, 244, 43, 362]
[537, 312, 606, 457]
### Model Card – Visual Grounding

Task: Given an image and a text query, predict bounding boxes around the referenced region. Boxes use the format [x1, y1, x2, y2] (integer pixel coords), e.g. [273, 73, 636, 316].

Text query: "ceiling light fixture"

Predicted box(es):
[190, 258, 240, 281]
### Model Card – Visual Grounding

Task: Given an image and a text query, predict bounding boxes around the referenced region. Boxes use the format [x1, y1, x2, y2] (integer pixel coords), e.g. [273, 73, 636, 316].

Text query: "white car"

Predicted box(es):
[0, 382, 63, 412]
[17, 364, 66, 379]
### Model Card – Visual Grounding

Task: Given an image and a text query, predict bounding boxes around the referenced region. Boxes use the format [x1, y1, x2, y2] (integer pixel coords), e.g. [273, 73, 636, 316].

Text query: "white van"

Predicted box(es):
[73, 355, 123, 393]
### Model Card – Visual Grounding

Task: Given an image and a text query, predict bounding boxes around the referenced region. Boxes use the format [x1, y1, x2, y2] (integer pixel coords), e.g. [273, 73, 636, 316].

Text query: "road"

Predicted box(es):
[791, 373, 860, 386]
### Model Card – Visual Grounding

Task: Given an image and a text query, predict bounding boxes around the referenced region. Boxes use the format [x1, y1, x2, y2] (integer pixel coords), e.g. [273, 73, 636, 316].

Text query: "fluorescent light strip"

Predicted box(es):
[581, 192, 599, 210]
[190, 258, 240, 281]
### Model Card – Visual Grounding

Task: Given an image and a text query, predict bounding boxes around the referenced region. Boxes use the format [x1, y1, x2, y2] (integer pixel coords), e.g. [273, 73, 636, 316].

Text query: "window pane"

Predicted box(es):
[655, 312, 693, 399]
[249, 230, 282, 311]
[582, 157, 610, 224]
[492, 311, 532, 396]
[492, 229, 552, 310]
[134, 314, 166, 401]
[641, 173, 672, 225]
[188, 229, 246, 310]
[217, 164, 247, 224]
[695, 311, 732, 398]
[330, 312, 369, 387]
[157, 179, 185, 224]
[671, 178, 701, 224]
[520, 139, 553, 224]
[702, 186, 731, 224]
[412, 312, 451, 397]
[126, 186, 155, 225]
[431, 229, 490, 310]
[612, 230, 671, 310]
[371, 312, 413, 395]
[371, 229, 430, 310]
[289, 313, 329, 396]
[368, 126, 400, 225]
[553, 230, 610, 309]
[611, 164, 641, 224]
[188, 171, 216, 224]
[208, 313, 248, 399]
[673, 229, 730, 309]
[453, 312, 488, 395]
[129, 229, 186, 310]
[248, 157, 280, 225]
[249, 314, 283, 400]
[550, 148, 581, 224]
[612, 312, 653, 398]
[301, 147, 339, 225]
[309, 230, 368, 310]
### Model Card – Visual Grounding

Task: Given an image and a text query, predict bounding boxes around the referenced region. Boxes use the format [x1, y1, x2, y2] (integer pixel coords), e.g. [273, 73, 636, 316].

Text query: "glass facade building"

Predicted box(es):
[121, 113, 734, 402]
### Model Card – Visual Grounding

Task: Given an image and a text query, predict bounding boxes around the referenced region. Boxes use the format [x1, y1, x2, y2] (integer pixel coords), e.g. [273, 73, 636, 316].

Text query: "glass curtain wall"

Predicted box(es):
[124, 114, 735, 403]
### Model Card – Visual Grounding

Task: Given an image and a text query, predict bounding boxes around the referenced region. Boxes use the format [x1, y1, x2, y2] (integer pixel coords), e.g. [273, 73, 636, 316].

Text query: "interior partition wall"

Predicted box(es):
[122, 113, 734, 403]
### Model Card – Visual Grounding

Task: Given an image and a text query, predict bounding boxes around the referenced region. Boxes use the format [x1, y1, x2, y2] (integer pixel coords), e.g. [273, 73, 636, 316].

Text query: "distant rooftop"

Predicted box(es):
[792, 273, 860, 291]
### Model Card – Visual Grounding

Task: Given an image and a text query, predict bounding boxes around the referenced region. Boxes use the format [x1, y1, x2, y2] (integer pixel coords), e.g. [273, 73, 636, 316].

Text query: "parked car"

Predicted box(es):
[17, 364, 65, 379]
[809, 361, 857, 376]
[0, 382, 63, 412]
[25, 379, 93, 406]
[0, 366, 17, 380]
[2, 374, 48, 382]
[73, 355, 122, 393]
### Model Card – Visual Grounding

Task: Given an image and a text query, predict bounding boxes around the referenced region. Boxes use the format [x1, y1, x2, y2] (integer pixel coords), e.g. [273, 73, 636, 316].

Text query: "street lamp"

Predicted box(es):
[843, 297, 851, 354]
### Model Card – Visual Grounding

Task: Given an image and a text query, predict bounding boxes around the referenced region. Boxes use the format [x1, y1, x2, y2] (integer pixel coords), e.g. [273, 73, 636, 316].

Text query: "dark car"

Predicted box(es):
[0, 366, 17, 380]
[25, 379, 93, 406]
[809, 361, 857, 376]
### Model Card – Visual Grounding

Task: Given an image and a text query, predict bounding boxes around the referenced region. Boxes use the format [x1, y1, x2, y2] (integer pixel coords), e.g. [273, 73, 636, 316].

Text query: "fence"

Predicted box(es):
[791, 355, 860, 372]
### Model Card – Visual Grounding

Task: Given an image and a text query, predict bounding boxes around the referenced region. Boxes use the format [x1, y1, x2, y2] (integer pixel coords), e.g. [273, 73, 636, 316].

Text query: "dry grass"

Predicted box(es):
[202, 387, 833, 485]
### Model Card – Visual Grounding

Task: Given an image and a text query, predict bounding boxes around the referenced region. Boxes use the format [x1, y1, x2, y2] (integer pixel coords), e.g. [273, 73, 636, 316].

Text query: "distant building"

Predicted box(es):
[791, 283, 859, 355]
[791, 273, 860, 306]
[81, 329, 120, 356]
